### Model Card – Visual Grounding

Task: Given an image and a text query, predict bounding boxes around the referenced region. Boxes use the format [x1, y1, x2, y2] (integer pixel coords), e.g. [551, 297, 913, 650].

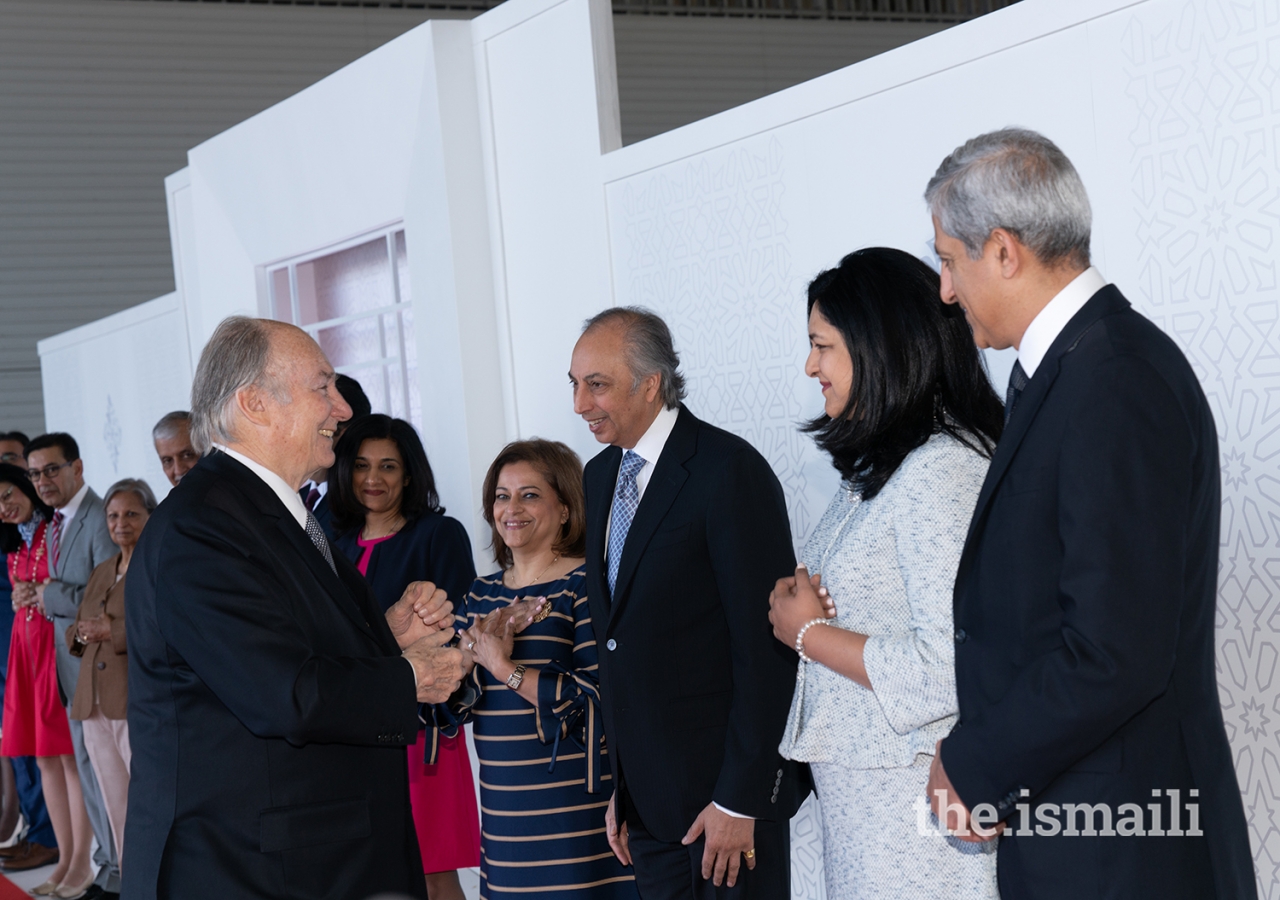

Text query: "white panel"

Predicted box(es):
[37, 294, 191, 502]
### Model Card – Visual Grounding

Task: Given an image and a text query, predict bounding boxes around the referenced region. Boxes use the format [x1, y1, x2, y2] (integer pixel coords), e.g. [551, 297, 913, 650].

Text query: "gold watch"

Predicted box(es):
[506, 664, 527, 690]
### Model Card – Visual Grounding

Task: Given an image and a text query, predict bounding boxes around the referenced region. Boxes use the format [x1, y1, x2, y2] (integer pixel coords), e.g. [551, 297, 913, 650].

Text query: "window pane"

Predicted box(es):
[295, 237, 392, 327]
[269, 268, 292, 322]
[395, 231, 411, 306]
[315, 318, 382, 371]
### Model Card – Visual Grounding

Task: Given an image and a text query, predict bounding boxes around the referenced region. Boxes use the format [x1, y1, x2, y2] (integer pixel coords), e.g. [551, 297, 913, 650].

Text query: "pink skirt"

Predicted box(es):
[409, 730, 480, 873]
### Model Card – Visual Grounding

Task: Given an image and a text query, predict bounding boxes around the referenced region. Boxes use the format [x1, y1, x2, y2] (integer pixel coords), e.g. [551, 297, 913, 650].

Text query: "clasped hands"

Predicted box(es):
[387, 581, 469, 704]
[10, 580, 47, 616]
[767, 564, 836, 648]
[76, 613, 112, 644]
[459, 596, 546, 676]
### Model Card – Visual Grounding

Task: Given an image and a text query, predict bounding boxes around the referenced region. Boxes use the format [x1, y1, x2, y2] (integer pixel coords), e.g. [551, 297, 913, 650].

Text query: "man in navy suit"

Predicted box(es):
[571, 307, 806, 900]
[924, 129, 1254, 899]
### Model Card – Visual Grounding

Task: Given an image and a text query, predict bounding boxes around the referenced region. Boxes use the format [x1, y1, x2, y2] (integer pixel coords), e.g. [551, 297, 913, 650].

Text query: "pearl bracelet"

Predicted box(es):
[795, 617, 828, 663]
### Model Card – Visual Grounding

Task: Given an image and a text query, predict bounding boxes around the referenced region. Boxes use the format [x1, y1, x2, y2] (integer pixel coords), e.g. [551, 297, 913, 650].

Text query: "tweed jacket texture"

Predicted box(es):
[779, 433, 989, 769]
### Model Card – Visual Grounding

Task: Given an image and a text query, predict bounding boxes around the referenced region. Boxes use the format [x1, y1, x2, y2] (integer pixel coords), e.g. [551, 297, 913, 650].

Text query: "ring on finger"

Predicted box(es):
[744, 849, 755, 859]
[467, 640, 476, 650]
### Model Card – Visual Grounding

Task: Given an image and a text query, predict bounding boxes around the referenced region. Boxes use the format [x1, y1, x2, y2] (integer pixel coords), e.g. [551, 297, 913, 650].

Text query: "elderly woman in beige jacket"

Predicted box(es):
[67, 478, 155, 871]
[768, 249, 1004, 900]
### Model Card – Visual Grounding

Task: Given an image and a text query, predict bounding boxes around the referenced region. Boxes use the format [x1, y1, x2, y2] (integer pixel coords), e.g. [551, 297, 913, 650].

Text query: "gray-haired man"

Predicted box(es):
[151, 412, 198, 488]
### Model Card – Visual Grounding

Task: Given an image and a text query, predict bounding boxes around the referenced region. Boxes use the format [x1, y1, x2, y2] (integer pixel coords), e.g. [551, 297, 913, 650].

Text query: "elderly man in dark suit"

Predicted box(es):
[570, 307, 807, 900]
[923, 129, 1255, 899]
[124, 316, 470, 900]
[25, 431, 120, 897]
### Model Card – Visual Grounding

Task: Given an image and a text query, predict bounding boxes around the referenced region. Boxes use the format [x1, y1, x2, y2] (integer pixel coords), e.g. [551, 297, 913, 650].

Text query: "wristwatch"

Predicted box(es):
[506, 664, 527, 690]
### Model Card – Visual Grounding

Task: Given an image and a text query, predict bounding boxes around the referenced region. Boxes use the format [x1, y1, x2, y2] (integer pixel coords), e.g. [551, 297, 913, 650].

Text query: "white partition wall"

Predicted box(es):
[39, 0, 1280, 895]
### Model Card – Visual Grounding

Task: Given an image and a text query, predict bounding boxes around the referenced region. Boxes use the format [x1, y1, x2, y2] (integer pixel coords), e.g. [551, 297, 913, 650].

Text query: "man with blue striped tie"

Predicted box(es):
[571, 306, 809, 900]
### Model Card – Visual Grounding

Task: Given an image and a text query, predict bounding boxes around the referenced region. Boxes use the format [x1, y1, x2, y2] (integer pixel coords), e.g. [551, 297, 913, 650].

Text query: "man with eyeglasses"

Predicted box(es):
[0, 433, 27, 466]
[23, 433, 119, 899]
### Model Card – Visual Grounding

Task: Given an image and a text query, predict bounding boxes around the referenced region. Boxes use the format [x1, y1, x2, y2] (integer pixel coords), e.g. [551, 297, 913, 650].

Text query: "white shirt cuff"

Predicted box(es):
[713, 802, 753, 819]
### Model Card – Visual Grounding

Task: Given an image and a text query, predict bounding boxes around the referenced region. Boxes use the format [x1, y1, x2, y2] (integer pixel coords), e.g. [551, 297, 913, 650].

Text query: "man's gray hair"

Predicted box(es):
[925, 128, 1092, 268]
[582, 307, 686, 409]
[104, 477, 158, 513]
[151, 410, 191, 443]
[189, 316, 292, 454]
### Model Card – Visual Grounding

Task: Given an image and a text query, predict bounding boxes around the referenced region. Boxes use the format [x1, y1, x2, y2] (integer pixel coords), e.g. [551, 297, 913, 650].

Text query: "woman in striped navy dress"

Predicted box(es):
[435, 439, 638, 899]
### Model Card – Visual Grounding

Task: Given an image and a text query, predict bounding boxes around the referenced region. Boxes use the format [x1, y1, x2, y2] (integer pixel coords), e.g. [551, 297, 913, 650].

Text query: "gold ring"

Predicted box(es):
[744, 849, 755, 859]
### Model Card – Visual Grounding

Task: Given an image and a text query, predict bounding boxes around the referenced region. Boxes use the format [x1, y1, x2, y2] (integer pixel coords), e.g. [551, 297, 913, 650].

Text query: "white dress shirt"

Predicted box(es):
[1017, 266, 1108, 378]
[604, 404, 749, 819]
[57, 481, 90, 525]
[302, 479, 329, 504]
[213, 444, 309, 530]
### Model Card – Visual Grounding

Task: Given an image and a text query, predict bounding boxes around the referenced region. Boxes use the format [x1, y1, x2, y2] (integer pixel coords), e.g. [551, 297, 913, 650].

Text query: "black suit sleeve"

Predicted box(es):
[942, 354, 1196, 811]
[705, 446, 797, 818]
[155, 507, 420, 747]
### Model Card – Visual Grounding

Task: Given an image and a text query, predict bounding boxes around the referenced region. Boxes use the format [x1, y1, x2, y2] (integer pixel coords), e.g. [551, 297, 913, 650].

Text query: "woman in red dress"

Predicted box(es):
[0, 463, 95, 898]
[328, 417, 480, 900]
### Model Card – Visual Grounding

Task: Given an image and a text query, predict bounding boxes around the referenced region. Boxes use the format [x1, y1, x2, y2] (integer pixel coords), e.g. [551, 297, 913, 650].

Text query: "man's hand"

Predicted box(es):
[76, 614, 112, 644]
[386, 581, 453, 650]
[605, 790, 631, 866]
[402, 630, 470, 703]
[927, 740, 1002, 843]
[681, 803, 755, 887]
[767, 565, 835, 648]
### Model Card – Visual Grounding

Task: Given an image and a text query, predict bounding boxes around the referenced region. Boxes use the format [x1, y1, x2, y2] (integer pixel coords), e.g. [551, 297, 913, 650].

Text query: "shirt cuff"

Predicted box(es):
[713, 802, 753, 820]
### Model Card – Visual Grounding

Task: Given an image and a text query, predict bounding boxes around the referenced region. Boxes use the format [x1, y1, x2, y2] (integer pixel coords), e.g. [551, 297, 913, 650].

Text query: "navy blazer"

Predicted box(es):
[331, 512, 476, 616]
[124, 452, 425, 900]
[942, 286, 1254, 899]
[584, 405, 808, 842]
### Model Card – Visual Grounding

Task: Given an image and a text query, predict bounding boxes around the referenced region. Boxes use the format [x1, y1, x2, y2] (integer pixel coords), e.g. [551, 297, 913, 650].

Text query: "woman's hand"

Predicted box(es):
[77, 614, 112, 644]
[768, 565, 833, 647]
[462, 607, 518, 675]
[10, 581, 37, 611]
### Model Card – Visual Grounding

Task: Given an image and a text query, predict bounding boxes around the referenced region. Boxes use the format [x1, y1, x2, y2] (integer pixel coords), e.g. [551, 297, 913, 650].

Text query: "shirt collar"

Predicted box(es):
[1017, 266, 1108, 378]
[213, 444, 309, 530]
[302, 480, 329, 500]
[626, 404, 680, 467]
[57, 482, 91, 524]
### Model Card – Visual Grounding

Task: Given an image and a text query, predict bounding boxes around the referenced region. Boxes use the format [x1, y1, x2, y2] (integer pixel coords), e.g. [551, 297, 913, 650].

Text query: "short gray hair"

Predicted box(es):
[583, 307, 686, 409]
[151, 410, 191, 443]
[189, 316, 292, 453]
[104, 478, 157, 513]
[925, 128, 1091, 267]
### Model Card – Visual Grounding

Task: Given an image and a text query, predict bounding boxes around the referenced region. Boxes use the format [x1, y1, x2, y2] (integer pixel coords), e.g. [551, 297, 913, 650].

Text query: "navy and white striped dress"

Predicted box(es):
[437, 567, 639, 899]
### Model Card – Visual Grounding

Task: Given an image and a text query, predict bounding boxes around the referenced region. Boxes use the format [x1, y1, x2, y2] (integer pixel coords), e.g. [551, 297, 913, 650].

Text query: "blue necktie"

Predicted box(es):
[607, 451, 646, 598]
[1004, 360, 1029, 425]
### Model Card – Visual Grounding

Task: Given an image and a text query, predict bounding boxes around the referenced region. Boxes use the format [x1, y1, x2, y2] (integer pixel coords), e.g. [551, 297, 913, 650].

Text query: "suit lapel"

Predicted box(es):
[608, 407, 696, 628]
[956, 286, 1130, 589]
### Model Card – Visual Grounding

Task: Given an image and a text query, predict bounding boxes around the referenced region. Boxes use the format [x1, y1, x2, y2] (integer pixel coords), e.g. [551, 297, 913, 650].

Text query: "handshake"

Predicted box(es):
[384, 581, 472, 704]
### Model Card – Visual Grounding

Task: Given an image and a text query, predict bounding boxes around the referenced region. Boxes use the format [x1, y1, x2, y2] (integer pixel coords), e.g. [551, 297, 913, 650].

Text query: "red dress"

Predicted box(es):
[356, 533, 480, 874]
[2, 519, 74, 758]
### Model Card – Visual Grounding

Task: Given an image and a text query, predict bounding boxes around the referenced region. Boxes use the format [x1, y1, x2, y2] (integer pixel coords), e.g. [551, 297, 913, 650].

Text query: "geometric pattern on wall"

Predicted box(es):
[1120, 2, 1280, 895]
[613, 134, 829, 547]
[612, 134, 828, 900]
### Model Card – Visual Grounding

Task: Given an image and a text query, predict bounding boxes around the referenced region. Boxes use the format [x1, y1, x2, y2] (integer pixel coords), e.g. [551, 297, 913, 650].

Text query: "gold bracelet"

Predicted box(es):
[795, 617, 828, 663]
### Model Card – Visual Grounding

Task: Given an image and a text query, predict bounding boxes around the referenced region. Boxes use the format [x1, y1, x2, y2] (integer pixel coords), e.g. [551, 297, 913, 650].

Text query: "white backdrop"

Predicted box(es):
[40, 0, 1280, 896]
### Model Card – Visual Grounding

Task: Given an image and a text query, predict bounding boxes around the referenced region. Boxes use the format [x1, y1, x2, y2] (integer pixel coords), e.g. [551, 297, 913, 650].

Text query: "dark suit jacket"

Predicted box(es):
[942, 286, 1254, 899]
[585, 405, 807, 842]
[332, 511, 476, 615]
[124, 452, 426, 900]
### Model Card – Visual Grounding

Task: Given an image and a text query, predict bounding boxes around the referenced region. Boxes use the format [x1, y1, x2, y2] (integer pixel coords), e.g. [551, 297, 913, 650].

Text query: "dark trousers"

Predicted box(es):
[626, 809, 789, 900]
[12, 758, 54, 847]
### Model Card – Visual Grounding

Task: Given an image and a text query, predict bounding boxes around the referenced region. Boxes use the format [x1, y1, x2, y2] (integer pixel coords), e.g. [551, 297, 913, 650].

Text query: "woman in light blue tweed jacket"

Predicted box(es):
[769, 248, 1005, 899]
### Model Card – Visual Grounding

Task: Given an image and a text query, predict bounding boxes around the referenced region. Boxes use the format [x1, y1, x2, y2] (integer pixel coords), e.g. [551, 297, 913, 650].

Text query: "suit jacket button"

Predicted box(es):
[96, 662, 107, 670]
[606, 639, 617, 651]
[954, 628, 968, 644]
[770, 796, 778, 804]
[777, 769, 784, 778]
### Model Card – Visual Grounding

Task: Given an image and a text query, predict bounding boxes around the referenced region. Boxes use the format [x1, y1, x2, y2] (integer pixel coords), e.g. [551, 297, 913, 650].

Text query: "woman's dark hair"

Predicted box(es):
[482, 439, 586, 569]
[328, 415, 444, 536]
[0, 462, 53, 555]
[803, 247, 1004, 501]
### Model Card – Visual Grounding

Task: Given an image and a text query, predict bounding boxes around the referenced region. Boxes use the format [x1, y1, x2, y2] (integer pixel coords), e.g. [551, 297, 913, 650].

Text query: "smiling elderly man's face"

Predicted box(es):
[258, 329, 353, 487]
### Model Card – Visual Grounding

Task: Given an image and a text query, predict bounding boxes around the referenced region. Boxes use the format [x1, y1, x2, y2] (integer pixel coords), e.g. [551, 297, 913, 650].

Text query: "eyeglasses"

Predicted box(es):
[0, 452, 21, 464]
[26, 462, 72, 482]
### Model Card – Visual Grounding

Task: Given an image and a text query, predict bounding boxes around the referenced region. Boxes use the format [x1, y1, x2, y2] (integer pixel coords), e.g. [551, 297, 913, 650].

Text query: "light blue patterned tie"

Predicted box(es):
[607, 450, 646, 598]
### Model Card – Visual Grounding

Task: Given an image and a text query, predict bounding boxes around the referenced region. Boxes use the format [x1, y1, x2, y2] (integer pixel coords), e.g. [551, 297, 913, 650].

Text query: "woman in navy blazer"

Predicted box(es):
[329, 415, 479, 900]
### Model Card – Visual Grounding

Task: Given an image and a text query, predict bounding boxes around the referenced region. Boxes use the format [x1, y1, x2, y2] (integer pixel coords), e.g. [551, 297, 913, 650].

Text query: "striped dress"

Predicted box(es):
[437, 567, 639, 899]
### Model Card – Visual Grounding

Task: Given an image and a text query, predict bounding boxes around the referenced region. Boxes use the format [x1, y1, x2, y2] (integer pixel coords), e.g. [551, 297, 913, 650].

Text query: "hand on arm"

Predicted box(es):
[682, 803, 757, 887]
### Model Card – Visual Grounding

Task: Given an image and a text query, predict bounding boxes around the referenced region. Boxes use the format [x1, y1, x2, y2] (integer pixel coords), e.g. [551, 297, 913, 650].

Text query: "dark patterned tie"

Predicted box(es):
[606, 451, 646, 597]
[305, 510, 337, 575]
[49, 511, 64, 573]
[304, 486, 321, 511]
[1004, 360, 1029, 425]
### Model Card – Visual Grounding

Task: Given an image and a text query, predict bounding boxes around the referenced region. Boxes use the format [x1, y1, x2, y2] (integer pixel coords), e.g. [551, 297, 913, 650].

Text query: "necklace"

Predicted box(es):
[362, 514, 405, 541]
[505, 554, 559, 624]
[9, 521, 47, 623]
